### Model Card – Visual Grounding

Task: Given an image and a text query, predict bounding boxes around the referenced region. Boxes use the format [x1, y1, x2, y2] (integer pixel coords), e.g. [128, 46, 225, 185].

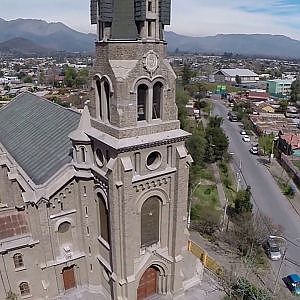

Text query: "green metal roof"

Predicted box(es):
[0, 92, 80, 185]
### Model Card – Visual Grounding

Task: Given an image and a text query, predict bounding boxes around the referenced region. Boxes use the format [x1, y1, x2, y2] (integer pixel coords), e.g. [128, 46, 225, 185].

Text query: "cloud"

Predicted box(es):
[169, 0, 300, 40]
[1, 0, 300, 40]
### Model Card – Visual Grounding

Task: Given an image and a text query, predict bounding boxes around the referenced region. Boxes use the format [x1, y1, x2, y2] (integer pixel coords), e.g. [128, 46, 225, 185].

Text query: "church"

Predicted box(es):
[0, 1, 200, 299]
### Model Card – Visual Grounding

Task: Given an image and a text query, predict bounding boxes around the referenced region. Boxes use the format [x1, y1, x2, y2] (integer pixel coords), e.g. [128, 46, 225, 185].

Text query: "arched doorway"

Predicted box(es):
[62, 266, 76, 291]
[137, 266, 159, 300]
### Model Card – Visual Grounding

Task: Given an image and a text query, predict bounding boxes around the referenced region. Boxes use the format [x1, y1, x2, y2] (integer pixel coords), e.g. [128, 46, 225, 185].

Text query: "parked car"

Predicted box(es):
[284, 274, 300, 295]
[263, 238, 282, 261]
[240, 130, 247, 135]
[250, 145, 259, 155]
[228, 112, 238, 121]
[242, 135, 250, 142]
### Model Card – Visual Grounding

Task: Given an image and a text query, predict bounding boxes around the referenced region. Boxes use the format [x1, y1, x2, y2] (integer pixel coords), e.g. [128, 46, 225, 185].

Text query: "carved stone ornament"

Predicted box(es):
[143, 51, 159, 76]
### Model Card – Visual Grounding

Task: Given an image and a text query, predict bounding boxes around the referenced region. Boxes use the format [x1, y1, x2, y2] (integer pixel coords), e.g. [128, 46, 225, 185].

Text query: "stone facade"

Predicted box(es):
[0, 1, 196, 299]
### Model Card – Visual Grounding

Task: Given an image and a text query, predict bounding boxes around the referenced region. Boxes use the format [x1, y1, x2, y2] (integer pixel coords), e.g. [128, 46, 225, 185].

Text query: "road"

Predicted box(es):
[213, 100, 300, 280]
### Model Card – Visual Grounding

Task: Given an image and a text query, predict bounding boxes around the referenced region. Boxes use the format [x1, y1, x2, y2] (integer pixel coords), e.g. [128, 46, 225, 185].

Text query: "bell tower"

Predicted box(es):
[86, 1, 192, 299]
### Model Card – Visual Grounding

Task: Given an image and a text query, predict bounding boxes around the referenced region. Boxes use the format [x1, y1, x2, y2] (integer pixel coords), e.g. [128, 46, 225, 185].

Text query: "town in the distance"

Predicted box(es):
[0, 1, 300, 300]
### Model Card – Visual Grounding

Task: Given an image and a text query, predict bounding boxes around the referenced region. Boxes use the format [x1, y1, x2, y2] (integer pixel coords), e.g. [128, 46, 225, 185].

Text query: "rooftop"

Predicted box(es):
[218, 68, 258, 77]
[0, 92, 81, 185]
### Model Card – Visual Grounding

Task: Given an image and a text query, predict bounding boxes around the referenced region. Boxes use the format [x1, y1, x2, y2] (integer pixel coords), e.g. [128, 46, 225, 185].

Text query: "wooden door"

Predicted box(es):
[137, 267, 158, 300]
[63, 266, 76, 291]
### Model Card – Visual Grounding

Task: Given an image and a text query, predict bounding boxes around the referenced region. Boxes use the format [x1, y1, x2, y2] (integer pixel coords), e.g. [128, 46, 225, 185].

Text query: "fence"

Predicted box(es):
[188, 240, 223, 276]
[279, 154, 300, 187]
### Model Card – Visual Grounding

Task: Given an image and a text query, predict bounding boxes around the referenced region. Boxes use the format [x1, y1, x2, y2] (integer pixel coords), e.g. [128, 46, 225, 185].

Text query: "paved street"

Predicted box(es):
[213, 100, 300, 281]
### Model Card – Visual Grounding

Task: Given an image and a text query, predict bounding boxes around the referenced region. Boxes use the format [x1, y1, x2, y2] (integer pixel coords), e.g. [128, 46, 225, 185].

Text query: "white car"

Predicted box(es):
[242, 135, 250, 142]
[250, 146, 258, 155]
[240, 130, 247, 135]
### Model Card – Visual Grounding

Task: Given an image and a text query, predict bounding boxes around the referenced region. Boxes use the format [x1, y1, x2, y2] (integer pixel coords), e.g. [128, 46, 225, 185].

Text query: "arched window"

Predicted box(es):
[141, 196, 160, 247]
[19, 282, 30, 296]
[95, 77, 102, 119]
[58, 221, 72, 246]
[98, 193, 109, 244]
[80, 147, 86, 163]
[153, 82, 163, 119]
[104, 80, 110, 122]
[137, 84, 148, 121]
[13, 253, 24, 269]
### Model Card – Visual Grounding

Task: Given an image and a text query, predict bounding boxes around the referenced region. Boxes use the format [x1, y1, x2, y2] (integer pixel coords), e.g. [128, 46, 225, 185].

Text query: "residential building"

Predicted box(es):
[267, 79, 294, 97]
[0, 1, 200, 300]
[247, 91, 269, 101]
[213, 68, 259, 84]
[278, 134, 300, 155]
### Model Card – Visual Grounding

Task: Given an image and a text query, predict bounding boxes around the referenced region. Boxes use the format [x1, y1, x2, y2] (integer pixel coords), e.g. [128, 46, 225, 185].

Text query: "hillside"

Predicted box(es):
[0, 37, 54, 56]
[1, 18, 300, 58]
[165, 31, 300, 59]
[0, 18, 95, 52]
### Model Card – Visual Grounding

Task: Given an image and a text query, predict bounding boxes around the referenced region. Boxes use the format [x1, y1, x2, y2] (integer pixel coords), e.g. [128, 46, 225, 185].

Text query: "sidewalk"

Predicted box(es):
[212, 163, 228, 229]
[268, 158, 300, 216]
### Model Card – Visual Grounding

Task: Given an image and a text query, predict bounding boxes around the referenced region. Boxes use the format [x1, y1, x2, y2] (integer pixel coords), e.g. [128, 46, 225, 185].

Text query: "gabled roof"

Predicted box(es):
[217, 68, 258, 77]
[0, 92, 80, 185]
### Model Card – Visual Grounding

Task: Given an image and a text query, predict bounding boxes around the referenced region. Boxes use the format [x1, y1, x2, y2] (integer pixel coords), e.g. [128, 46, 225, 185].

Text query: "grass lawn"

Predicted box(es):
[218, 161, 237, 204]
[191, 165, 215, 184]
[193, 185, 220, 209]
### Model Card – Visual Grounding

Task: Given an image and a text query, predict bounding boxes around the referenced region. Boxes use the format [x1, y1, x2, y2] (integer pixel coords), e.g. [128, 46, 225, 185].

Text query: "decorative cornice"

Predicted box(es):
[118, 136, 187, 154]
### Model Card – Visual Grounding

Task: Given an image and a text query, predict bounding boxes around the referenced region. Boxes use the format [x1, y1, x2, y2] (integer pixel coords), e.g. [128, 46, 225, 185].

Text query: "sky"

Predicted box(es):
[1, 0, 300, 40]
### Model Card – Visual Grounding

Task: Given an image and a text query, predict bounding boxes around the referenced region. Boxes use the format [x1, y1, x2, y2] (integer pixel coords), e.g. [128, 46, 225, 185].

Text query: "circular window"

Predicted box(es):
[146, 151, 162, 170]
[58, 222, 71, 233]
[95, 149, 104, 167]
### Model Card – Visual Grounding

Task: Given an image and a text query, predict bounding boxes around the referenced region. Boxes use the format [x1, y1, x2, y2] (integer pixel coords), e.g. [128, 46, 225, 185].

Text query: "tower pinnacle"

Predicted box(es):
[91, 0, 171, 41]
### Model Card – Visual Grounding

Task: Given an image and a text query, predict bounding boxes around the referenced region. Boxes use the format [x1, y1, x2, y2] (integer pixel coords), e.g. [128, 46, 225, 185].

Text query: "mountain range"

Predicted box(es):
[1, 18, 300, 59]
[0, 18, 95, 53]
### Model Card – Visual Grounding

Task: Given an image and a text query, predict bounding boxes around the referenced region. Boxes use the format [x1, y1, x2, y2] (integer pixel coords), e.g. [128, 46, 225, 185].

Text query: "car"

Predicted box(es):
[240, 130, 247, 135]
[263, 238, 282, 261]
[284, 274, 300, 295]
[250, 145, 259, 155]
[242, 135, 250, 142]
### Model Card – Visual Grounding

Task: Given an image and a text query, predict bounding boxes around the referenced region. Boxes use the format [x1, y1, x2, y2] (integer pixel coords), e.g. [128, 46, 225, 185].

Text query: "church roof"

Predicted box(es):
[0, 92, 80, 185]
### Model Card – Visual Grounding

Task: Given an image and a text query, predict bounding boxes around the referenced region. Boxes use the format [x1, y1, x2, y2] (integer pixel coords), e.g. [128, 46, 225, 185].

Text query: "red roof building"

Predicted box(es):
[247, 91, 269, 101]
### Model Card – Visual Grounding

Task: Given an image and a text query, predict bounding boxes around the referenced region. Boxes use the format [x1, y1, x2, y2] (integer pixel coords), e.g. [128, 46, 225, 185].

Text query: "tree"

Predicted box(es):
[235, 75, 242, 85]
[23, 76, 33, 83]
[182, 64, 192, 86]
[279, 100, 288, 113]
[187, 127, 207, 168]
[258, 134, 275, 156]
[290, 77, 300, 103]
[176, 89, 189, 130]
[64, 66, 77, 87]
[224, 211, 282, 257]
[234, 188, 253, 215]
[75, 69, 89, 88]
[205, 117, 229, 162]
[191, 204, 220, 235]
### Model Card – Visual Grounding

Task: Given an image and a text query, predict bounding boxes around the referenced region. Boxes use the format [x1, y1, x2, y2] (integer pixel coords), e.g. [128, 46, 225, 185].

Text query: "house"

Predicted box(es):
[278, 134, 300, 155]
[213, 68, 259, 84]
[258, 104, 276, 114]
